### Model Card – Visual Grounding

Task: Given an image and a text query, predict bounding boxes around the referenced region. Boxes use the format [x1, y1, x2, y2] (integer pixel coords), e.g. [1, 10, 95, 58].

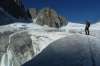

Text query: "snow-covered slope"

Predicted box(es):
[23, 34, 100, 66]
[0, 21, 100, 66]
[5, 22, 58, 32]
[61, 22, 100, 31]
[61, 22, 100, 39]
[0, 23, 68, 66]
[0, 31, 67, 66]
[6, 21, 100, 33]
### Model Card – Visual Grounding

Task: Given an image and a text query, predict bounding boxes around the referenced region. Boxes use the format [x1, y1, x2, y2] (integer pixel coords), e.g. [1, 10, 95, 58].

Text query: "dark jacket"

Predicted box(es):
[85, 22, 90, 30]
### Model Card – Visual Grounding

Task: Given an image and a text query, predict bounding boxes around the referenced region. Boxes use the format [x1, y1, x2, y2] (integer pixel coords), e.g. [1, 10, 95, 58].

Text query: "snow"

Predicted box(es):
[8, 22, 56, 32]
[0, 32, 68, 66]
[60, 22, 100, 39]
[0, 48, 20, 66]
[0, 19, 100, 66]
[0, 53, 6, 66]
[22, 34, 100, 66]
[61, 22, 100, 31]
[29, 32, 68, 56]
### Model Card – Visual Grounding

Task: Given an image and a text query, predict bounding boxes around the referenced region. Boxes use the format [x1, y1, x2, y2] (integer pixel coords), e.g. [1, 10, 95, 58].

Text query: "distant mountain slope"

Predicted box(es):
[0, 0, 29, 19]
[0, 8, 17, 25]
[0, 0, 32, 25]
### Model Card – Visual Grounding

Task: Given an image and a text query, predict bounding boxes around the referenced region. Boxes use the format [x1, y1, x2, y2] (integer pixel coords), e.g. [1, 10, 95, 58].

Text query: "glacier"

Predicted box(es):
[0, 23, 68, 66]
[22, 34, 100, 66]
[0, 21, 100, 66]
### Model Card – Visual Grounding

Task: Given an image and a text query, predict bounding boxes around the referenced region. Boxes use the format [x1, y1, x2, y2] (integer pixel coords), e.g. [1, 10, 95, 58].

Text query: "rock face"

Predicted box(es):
[29, 8, 38, 19]
[0, 8, 16, 25]
[58, 16, 67, 27]
[22, 34, 100, 66]
[36, 8, 67, 28]
[0, 0, 28, 19]
[0, 0, 31, 25]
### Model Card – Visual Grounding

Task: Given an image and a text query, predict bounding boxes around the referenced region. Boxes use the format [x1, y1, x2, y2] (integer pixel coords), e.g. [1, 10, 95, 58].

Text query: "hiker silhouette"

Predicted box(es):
[85, 21, 90, 35]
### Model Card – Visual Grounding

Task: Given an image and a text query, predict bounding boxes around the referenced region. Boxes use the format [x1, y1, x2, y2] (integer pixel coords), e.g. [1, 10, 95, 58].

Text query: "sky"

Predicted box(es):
[22, 0, 100, 23]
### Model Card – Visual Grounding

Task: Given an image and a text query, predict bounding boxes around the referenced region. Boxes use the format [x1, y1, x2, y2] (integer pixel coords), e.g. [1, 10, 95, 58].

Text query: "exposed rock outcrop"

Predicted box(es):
[29, 8, 38, 19]
[0, 0, 31, 25]
[58, 16, 67, 27]
[0, 8, 17, 25]
[0, 0, 28, 19]
[36, 8, 67, 28]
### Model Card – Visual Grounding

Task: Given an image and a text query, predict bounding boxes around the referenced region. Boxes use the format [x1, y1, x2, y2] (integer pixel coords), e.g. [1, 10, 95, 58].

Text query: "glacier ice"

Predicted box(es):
[0, 28, 67, 66]
[0, 47, 20, 66]
[0, 22, 100, 66]
[22, 34, 100, 66]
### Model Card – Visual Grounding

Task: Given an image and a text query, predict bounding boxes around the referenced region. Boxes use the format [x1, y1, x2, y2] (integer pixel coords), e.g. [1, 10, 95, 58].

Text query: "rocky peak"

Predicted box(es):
[36, 8, 67, 28]
[29, 8, 38, 19]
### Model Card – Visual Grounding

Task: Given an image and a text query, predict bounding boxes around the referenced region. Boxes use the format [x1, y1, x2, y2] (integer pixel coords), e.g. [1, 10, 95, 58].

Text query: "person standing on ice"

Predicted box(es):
[85, 20, 90, 35]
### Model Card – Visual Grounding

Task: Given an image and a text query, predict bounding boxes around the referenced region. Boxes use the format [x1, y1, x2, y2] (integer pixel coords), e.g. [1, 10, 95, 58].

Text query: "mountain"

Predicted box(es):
[29, 8, 38, 19]
[0, 0, 67, 26]
[29, 8, 67, 27]
[0, 0, 30, 19]
[0, 0, 31, 25]
[0, 8, 17, 25]
[1, 1, 100, 66]
[36, 8, 67, 27]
